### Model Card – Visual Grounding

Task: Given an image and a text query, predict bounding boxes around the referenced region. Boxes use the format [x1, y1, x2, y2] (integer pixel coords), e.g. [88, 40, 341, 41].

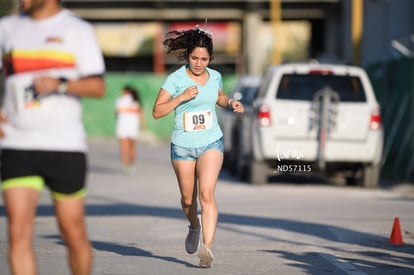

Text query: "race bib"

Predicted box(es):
[10, 77, 41, 113]
[183, 110, 213, 132]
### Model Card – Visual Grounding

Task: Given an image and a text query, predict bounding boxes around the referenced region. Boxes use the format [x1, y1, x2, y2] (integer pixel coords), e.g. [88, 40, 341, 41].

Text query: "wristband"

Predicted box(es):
[227, 98, 235, 107]
[57, 77, 68, 94]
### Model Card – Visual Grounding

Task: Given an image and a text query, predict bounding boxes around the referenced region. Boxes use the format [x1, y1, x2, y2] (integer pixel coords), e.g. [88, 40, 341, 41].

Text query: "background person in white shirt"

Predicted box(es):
[115, 85, 144, 175]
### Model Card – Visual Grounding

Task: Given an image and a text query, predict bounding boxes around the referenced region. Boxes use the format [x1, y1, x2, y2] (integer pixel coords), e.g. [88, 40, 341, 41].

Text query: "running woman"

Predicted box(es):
[152, 24, 244, 268]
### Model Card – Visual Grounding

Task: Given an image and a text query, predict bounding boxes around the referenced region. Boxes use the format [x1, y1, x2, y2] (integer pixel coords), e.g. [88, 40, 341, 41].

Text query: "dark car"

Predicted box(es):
[220, 75, 262, 173]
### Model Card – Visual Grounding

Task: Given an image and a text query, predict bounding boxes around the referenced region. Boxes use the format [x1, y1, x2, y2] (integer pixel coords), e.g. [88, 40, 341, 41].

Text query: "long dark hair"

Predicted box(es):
[162, 27, 214, 62]
[124, 85, 140, 103]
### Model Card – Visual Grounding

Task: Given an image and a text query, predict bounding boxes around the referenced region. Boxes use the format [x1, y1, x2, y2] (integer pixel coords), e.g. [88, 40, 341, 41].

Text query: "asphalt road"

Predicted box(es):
[1, 137, 414, 275]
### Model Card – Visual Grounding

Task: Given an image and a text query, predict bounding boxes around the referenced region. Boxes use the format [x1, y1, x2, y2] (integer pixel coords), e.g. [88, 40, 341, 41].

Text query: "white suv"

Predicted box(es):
[235, 62, 383, 187]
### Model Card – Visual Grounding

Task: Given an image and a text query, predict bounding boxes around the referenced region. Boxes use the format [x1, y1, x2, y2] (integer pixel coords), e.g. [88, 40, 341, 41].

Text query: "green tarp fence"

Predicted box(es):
[367, 57, 414, 182]
[82, 72, 236, 141]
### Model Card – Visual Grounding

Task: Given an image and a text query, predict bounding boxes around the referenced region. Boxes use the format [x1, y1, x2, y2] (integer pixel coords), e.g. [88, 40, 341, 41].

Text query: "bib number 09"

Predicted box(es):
[192, 114, 205, 125]
[184, 110, 213, 132]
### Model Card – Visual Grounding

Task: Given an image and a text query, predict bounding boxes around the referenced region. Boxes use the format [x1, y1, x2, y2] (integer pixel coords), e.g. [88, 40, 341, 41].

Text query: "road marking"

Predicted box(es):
[319, 253, 368, 275]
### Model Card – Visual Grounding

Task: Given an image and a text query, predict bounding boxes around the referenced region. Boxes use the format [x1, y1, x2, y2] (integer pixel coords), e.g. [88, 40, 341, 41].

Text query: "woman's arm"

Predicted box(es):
[152, 89, 176, 119]
[152, 86, 199, 119]
[216, 90, 244, 113]
[216, 89, 229, 108]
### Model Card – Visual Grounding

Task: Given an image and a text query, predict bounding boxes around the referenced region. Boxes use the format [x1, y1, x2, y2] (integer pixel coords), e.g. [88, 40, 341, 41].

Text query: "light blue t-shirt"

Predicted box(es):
[162, 65, 223, 148]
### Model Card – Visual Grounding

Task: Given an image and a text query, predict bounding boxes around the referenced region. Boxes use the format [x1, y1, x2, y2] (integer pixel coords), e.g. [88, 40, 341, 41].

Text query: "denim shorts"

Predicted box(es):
[171, 137, 224, 160]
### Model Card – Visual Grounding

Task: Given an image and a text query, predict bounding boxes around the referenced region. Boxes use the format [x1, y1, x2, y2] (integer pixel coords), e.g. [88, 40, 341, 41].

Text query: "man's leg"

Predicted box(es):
[54, 197, 92, 275]
[3, 187, 40, 275]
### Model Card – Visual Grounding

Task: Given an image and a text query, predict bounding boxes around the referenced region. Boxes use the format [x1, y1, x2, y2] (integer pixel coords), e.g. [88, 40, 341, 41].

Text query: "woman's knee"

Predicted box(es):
[199, 191, 215, 205]
[181, 197, 196, 208]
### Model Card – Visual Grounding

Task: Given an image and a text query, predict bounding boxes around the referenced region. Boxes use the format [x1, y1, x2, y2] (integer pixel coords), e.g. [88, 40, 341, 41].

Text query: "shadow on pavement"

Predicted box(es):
[3, 202, 410, 254]
[42, 234, 198, 268]
[261, 250, 414, 275]
[2, 201, 413, 273]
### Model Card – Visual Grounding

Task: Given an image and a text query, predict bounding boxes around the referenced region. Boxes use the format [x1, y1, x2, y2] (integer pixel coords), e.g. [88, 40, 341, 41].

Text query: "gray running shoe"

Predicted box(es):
[198, 244, 214, 268]
[185, 224, 200, 254]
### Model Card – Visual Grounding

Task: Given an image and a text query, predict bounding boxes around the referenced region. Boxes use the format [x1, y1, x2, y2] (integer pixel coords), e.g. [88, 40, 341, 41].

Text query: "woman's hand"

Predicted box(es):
[180, 85, 199, 102]
[229, 100, 244, 113]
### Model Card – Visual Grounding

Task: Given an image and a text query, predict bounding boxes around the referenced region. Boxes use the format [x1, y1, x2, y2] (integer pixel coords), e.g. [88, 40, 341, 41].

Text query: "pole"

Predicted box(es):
[270, 0, 282, 65]
[352, 0, 363, 66]
[153, 23, 165, 74]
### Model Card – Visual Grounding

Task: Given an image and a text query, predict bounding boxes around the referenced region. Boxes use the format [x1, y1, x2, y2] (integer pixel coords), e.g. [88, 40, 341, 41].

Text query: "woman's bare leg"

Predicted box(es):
[172, 160, 199, 228]
[196, 149, 223, 248]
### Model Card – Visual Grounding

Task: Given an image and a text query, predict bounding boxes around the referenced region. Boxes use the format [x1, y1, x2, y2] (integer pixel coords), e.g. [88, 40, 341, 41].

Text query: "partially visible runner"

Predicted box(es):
[0, 0, 105, 274]
[152, 24, 244, 268]
[115, 85, 145, 175]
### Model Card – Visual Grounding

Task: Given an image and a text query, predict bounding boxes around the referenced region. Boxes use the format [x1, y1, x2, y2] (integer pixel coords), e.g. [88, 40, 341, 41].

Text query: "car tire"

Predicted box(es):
[362, 164, 380, 188]
[235, 142, 248, 180]
[228, 146, 238, 175]
[227, 127, 240, 175]
[248, 159, 268, 185]
[223, 151, 231, 169]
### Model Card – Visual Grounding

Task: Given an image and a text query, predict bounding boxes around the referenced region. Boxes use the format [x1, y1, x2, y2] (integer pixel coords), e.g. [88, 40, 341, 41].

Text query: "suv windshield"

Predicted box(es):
[276, 74, 367, 102]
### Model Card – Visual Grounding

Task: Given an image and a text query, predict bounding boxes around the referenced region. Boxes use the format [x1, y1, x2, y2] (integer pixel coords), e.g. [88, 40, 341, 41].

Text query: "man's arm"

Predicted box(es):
[32, 75, 105, 98]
